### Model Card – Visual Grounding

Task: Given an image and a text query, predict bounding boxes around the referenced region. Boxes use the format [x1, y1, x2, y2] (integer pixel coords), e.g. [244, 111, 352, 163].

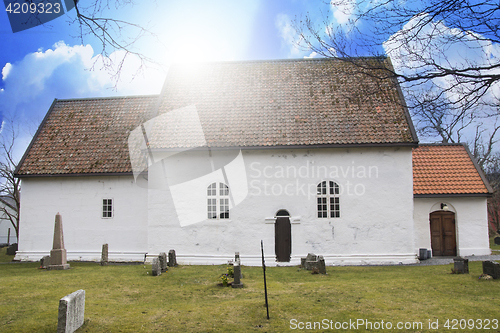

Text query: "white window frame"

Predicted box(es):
[207, 182, 230, 220]
[102, 198, 114, 219]
[317, 181, 340, 218]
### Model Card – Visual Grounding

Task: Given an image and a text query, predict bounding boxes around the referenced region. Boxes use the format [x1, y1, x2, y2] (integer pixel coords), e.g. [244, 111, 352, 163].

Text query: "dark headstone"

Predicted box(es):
[168, 249, 178, 267]
[494, 237, 500, 245]
[482, 261, 500, 279]
[152, 257, 161, 276]
[453, 257, 469, 274]
[317, 255, 326, 274]
[232, 262, 243, 288]
[419, 248, 428, 260]
[6, 243, 17, 255]
[159, 252, 168, 273]
[100, 244, 108, 266]
[40, 255, 51, 268]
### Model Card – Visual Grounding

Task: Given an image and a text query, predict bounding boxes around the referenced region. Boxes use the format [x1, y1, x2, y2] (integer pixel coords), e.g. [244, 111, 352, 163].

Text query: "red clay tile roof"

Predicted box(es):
[16, 58, 418, 176]
[154, 58, 417, 148]
[413, 144, 493, 196]
[15, 96, 158, 176]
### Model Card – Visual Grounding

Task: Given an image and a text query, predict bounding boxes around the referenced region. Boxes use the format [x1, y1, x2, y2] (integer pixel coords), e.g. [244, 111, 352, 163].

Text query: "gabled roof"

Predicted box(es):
[155, 58, 417, 148]
[412, 143, 493, 196]
[15, 58, 418, 177]
[15, 95, 158, 177]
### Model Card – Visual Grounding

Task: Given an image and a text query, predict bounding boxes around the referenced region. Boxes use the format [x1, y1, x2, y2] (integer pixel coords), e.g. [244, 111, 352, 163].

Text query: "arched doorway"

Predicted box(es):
[430, 211, 456, 256]
[275, 209, 291, 262]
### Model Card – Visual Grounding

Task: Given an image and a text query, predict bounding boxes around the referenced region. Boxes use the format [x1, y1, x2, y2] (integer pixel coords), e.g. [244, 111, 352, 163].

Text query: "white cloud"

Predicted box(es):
[275, 13, 303, 57]
[304, 51, 318, 59]
[331, 0, 355, 25]
[0, 41, 166, 159]
[2, 63, 12, 80]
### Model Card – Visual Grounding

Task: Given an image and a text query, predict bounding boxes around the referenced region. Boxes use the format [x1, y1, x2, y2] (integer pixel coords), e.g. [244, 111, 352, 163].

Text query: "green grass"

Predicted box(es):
[0, 249, 499, 333]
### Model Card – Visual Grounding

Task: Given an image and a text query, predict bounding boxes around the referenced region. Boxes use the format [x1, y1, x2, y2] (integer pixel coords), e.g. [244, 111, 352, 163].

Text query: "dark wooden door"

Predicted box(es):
[430, 211, 456, 256]
[275, 216, 291, 262]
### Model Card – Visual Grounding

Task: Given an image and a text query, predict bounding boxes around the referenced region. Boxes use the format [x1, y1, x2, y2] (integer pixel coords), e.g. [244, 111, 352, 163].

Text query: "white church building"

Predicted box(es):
[14, 58, 493, 265]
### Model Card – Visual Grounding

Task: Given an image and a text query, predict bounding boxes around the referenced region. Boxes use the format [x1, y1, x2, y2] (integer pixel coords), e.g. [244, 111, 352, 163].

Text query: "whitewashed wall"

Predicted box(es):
[147, 146, 417, 266]
[15, 176, 148, 262]
[414, 197, 490, 256]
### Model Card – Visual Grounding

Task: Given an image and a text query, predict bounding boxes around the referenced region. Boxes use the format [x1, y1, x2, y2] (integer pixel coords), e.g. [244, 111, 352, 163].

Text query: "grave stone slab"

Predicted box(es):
[482, 261, 500, 279]
[232, 262, 243, 288]
[168, 249, 178, 267]
[159, 252, 168, 273]
[40, 255, 51, 269]
[453, 257, 469, 274]
[100, 244, 108, 266]
[152, 257, 161, 276]
[57, 289, 85, 333]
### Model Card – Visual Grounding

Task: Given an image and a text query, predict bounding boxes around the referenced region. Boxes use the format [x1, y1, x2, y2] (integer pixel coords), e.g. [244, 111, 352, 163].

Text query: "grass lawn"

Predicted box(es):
[0, 248, 499, 332]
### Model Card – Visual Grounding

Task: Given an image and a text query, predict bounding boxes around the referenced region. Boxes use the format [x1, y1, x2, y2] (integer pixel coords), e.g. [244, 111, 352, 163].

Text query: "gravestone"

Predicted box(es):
[453, 257, 469, 274]
[494, 237, 500, 245]
[235, 252, 242, 279]
[100, 244, 108, 266]
[48, 213, 70, 270]
[232, 262, 243, 288]
[40, 255, 51, 269]
[419, 248, 428, 260]
[482, 261, 500, 279]
[57, 289, 85, 333]
[168, 249, 178, 267]
[6, 243, 17, 255]
[152, 257, 161, 276]
[159, 252, 168, 273]
[300, 253, 326, 274]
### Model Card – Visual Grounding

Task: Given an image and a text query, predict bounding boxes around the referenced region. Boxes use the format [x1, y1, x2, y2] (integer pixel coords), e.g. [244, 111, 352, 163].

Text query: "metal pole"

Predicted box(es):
[261, 240, 270, 320]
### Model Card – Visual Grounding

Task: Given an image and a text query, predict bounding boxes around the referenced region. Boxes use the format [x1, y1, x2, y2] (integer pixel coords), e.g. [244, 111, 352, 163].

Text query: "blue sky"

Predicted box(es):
[0, 1, 337, 157]
[1, 1, 499, 159]
[0, 1, 331, 140]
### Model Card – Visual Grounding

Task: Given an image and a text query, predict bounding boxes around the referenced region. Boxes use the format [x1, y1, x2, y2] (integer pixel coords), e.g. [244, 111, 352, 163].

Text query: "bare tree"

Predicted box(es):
[0, 119, 21, 243]
[294, 0, 499, 106]
[70, 0, 158, 84]
[294, 0, 500, 165]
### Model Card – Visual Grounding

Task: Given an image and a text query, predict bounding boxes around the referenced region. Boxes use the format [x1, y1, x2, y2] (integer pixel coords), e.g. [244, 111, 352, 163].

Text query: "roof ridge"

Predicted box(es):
[169, 56, 389, 66]
[55, 94, 159, 103]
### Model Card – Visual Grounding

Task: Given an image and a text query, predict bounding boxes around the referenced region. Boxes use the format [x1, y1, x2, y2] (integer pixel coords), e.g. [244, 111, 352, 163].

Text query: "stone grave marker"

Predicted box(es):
[152, 257, 161, 276]
[100, 244, 108, 266]
[40, 255, 51, 269]
[159, 252, 168, 273]
[453, 257, 469, 274]
[48, 213, 70, 270]
[482, 261, 500, 279]
[168, 249, 178, 267]
[300, 253, 326, 274]
[232, 261, 243, 288]
[57, 289, 85, 333]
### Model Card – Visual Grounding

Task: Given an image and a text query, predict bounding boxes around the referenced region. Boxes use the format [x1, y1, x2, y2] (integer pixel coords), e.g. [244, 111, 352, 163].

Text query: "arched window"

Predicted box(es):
[207, 182, 230, 219]
[317, 181, 340, 218]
